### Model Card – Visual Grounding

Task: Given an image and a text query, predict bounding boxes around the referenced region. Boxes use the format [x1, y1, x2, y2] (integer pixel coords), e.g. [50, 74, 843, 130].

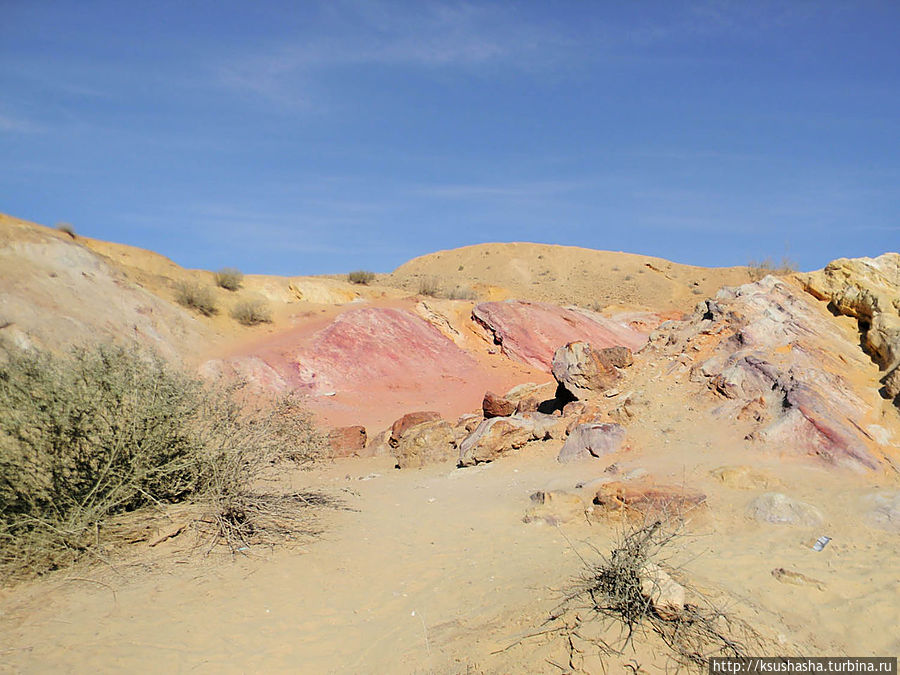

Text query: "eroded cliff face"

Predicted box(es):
[801, 253, 900, 403]
[0, 215, 214, 362]
[645, 275, 893, 472]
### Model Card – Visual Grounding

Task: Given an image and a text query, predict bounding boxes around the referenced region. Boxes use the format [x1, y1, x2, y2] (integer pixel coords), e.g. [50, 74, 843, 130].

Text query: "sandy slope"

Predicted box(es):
[2, 409, 897, 673]
[386, 242, 753, 311]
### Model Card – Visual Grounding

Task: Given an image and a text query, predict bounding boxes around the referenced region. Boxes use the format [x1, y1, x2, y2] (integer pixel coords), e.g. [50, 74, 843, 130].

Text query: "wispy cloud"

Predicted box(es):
[416, 178, 593, 200]
[217, 1, 569, 106]
[214, 0, 835, 109]
[0, 113, 42, 135]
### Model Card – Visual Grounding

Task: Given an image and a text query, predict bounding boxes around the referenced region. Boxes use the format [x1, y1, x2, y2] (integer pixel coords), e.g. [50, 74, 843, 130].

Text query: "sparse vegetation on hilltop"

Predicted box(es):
[417, 275, 442, 297]
[748, 256, 798, 281]
[55, 222, 76, 239]
[0, 342, 327, 580]
[174, 281, 218, 316]
[215, 267, 244, 291]
[446, 284, 477, 300]
[416, 275, 477, 300]
[347, 270, 376, 285]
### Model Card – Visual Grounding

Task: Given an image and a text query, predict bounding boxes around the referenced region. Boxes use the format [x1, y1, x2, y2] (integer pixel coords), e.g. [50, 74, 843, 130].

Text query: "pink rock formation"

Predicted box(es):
[472, 300, 648, 370]
[292, 308, 479, 393]
[206, 304, 545, 429]
[652, 276, 885, 471]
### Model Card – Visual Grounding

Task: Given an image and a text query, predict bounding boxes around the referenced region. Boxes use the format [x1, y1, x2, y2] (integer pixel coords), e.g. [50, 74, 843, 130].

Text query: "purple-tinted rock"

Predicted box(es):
[558, 423, 627, 462]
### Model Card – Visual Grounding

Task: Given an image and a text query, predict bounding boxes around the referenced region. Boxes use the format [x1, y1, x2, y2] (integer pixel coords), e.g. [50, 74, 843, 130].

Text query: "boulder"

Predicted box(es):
[598, 345, 635, 368]
[365, 428, 392, 458]
[710, 465, 774, 490]
[455, 413, 483, 436]
[393, 420, 456, 469]
[523, 490, 587, 525]
[867, 313, 900, 372]
[802, 253, 900, 322]
[747, 493, 824, 527]
[551, 342, 620, 399]
[390, 411, 442, 447]
[558, 423, 627, 463]
[562, 401, 608, 433]
[863, 492, 900, 533]
[593, 482, 707, 517]
[501, 382, 557, 414]
[482, 391, 515, 418]
[458, 413, 560, 466]
[883, 366, 900, 400]
[801, 253, 900, 408]
[514, 395, 543, 414]
[329, 425, 367, 458]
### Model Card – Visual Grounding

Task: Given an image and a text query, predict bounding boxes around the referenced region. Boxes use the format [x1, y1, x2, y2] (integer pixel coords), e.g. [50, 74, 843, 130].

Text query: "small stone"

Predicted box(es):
[747, 493, 824, 527]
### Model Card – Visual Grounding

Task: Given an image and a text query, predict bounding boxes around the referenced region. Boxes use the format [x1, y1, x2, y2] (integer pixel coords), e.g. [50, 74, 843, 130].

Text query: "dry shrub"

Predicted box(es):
[0, 342, 327, 580]
[748, 257, 798, 281]
[417, 276, 442, 297]
[174, 281, 218, 316]
[417, 276, 476, 300]
[550, 520, 764, 671]
[231, 299, 272, 326]
[55, 222, 76, 239]
[347, 270, 375, 285]
[215, 267, 244, 291]
[446, 284, 477, 301]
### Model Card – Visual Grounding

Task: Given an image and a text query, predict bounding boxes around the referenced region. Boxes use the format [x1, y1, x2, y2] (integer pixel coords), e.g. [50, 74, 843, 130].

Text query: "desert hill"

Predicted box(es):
[0, 213, 751, 430]
[1, 213, 752, 355]
[385, 241, 754, 310]
[2, 212, 900, 672]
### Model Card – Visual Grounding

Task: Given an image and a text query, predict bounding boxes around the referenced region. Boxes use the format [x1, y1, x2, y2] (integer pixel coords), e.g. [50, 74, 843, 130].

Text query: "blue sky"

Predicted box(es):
[1, 1, 898, 274]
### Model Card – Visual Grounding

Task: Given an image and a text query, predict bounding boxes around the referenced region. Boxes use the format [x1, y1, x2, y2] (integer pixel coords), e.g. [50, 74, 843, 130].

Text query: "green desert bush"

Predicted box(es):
[215, 267, 244, 291]
[0, 342, 326, 579]
[174, 281, 218, 316]
[231, 299, 272, 326]
[347, 270, 375, 285]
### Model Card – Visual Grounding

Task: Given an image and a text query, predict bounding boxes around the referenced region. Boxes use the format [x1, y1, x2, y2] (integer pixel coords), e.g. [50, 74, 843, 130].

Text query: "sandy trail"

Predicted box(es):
[3, 420, 899, 673]
[0, 449, 603, 673]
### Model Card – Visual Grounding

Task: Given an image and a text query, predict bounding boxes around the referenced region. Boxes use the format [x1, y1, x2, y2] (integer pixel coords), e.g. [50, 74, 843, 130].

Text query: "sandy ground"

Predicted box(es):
[2, 393, 898, 673]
